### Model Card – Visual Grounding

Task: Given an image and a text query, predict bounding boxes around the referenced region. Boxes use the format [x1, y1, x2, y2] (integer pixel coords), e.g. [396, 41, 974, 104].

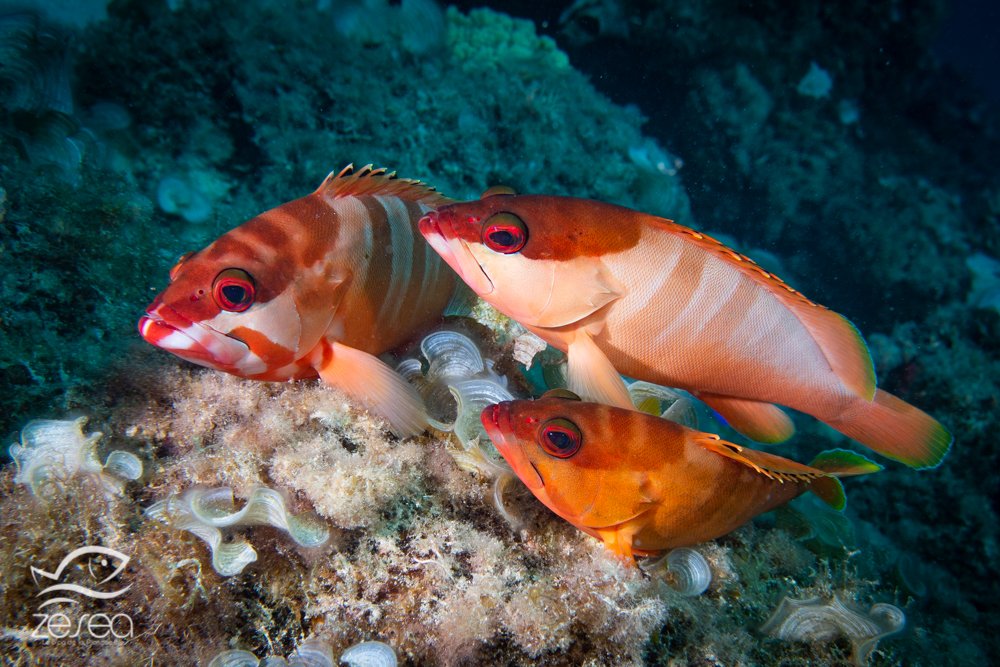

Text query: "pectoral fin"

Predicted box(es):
[566, 331, 633, 409]
[596, 522, 642, 562]
[313, 340, 428, 437]
[697, 392, 794, 443]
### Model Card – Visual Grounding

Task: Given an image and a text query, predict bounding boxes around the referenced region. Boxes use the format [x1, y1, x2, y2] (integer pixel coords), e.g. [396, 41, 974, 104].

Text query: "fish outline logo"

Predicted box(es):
[31, 546, 132, 609]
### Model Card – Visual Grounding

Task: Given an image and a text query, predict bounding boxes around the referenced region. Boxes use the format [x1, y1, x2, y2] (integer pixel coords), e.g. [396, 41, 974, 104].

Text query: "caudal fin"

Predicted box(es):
[829, 389, 952, 469]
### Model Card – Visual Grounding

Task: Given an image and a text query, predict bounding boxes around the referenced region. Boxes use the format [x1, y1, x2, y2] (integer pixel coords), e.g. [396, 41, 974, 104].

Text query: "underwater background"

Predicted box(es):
[1, 0, 998, 665]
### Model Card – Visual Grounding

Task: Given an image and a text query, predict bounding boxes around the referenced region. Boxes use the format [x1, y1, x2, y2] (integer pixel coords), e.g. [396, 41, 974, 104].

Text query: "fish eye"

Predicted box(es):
[538, 417, 582, 458]
[212, 268, 256, 312]
[481, 212, 527, 254]
[169, 251, 194, 281]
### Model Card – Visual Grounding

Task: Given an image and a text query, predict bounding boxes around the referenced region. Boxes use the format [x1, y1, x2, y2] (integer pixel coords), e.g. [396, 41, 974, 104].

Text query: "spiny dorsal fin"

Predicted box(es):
[315, 163, 452, 206]
[695, 434, 826, 484]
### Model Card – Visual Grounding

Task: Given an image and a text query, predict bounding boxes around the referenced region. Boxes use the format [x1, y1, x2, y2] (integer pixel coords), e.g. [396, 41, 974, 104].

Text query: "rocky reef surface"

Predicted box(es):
[1, 0, 997, 664]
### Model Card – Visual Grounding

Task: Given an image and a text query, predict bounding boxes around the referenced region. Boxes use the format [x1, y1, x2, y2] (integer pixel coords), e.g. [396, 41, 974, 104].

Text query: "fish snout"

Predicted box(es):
[138, 303, 249, 370]
[480, 401, 511, 439]
[481, 401, 545, 492]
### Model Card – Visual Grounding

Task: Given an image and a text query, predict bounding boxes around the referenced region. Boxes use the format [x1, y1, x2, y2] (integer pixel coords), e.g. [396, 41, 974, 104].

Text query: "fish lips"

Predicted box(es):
[419, 211, 494, 296]
[138, 302, 249, 370]
[480, 402, 545, 492]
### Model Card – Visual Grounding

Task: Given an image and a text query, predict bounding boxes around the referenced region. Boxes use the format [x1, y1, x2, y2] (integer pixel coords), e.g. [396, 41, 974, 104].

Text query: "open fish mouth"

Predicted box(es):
[138, 303, 249, 369]
[419, 211, 494, 295]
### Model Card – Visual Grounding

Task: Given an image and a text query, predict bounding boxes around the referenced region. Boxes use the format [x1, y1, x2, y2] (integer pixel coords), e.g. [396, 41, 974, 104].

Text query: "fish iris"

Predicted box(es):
[539, 417, 582, 458]
[213, 268, 256, 312]
[482, 212, 527, 254]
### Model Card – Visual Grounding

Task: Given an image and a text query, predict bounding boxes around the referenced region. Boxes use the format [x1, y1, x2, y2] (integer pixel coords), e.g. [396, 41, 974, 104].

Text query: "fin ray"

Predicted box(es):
[829, 389, 952, 469]
[694, 435, 826, 483]
[314, 340, 428, 437]
[315, 164, 450, 206]
[566, 331, 633, 409]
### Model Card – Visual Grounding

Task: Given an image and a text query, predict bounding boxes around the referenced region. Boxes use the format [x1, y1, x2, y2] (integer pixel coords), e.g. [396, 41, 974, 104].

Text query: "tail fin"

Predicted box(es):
[828, 389, 952, 470]
[807, 449, 883, 511]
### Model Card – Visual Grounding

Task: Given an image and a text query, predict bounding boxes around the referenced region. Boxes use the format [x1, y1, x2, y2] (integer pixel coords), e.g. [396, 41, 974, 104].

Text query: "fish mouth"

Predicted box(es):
[419, 211, 494, 296]
[481, 402, 544, 491]
[139, 303, 250, 369]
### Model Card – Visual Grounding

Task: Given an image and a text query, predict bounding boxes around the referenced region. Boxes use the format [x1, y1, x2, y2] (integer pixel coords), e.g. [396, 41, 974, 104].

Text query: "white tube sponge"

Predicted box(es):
[145, 487, 330, 577]
[8, 417, 143, 496]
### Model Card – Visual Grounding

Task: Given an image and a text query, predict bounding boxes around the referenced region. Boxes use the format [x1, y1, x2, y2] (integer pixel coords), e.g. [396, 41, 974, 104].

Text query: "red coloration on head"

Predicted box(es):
[422, 194, 644, 261]
[481, 402, 544, 492]
[137, 197, 328, 375]
[137, 303, 229, 367]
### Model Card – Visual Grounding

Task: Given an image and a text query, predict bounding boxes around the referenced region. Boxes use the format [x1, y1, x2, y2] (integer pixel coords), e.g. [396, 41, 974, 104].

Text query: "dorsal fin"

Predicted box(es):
[645, 214, 876, 401]
[314, 164, 451, 207]
[694, 433, 827, 484]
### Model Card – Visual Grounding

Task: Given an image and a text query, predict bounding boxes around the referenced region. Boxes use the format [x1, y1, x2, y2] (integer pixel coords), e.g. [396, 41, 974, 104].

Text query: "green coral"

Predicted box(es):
[446, 7, 570, 74]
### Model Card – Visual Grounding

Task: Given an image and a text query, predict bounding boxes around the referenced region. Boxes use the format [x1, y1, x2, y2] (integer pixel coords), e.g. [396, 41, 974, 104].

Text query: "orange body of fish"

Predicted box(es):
[481, 395, 879, 559]
[421, 193, 951, 468]
[139, 165, 455, 436]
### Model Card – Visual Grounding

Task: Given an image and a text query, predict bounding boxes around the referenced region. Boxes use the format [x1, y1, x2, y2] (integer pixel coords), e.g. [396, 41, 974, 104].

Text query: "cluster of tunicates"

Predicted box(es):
[398, 330, 514, 450]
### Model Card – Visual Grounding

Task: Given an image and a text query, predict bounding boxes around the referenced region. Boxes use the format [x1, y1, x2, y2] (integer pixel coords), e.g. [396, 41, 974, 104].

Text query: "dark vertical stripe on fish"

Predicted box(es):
[360, 195, 394, 326]
[294, 194, 342, 267]
[402, 200, 428, 318]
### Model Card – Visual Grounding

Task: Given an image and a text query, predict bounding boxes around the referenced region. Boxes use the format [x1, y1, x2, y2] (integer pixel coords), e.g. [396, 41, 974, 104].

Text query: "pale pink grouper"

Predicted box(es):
[420, 191, 950, 468]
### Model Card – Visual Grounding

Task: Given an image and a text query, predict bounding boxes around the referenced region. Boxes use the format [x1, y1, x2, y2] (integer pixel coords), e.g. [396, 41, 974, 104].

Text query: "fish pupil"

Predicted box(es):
[481, 212, 527, 253]
[212, 268, 256, 311]
[547, 430, 573, 450]
[222, 284, 246, 304]
[491, 229, 516, 247]
[539, 418, 582, 458]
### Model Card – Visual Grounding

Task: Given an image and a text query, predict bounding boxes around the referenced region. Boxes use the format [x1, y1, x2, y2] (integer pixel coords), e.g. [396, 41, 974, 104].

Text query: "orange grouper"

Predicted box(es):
[421, 192, 951, 468]
[481, 393, 881, 559]
[139, 165, 455, 436]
